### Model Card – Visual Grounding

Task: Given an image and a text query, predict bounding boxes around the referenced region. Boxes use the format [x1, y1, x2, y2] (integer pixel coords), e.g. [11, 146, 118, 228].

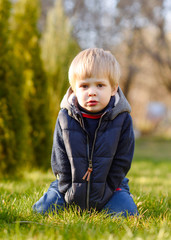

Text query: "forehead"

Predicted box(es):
[76, 78, 110, 84]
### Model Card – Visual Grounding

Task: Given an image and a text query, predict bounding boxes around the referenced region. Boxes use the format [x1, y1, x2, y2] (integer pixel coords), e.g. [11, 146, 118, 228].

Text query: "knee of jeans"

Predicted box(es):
[32, 194, 52, 214]
[124, 204, 139, 217]
[110, 206, 138, 217]
[107, 207, 139, 218]
[32, 203, 46, 214]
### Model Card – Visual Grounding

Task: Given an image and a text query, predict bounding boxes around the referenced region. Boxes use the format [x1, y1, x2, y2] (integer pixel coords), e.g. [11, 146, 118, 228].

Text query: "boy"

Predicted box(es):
[33, 48, 138, 216]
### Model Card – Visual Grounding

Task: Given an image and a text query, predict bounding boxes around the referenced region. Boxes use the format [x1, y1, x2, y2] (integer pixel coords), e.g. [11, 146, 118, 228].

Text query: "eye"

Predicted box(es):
[80, 84, 88, 89]
[97, 84, 104, 88]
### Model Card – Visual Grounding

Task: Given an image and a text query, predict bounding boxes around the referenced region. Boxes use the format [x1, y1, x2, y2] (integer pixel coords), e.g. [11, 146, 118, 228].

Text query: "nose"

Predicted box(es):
[88, 87, 96, 96]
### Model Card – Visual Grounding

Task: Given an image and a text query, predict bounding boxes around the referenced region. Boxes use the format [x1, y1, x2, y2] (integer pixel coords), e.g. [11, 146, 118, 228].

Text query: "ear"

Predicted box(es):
[70, 85, 76, 94]
[111, 84, 118, 96]
[70, 86, 74, 92]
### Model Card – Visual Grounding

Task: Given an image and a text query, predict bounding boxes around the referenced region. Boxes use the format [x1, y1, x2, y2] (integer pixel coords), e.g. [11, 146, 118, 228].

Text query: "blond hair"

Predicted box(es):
[68, 48, 121, 90]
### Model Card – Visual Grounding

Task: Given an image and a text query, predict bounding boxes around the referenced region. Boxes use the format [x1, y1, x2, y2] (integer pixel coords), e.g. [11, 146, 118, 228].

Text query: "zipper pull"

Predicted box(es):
[82, 167, 93, 181]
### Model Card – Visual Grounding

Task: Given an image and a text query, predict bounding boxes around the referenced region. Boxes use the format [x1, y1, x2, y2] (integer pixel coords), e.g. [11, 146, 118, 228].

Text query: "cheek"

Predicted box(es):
[76, 92, 85, 104]
[102, 94, 111, 106]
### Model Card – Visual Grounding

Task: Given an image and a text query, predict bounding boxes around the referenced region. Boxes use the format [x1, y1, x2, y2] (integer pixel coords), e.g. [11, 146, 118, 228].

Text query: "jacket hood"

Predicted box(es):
[60, 86, 131, 120]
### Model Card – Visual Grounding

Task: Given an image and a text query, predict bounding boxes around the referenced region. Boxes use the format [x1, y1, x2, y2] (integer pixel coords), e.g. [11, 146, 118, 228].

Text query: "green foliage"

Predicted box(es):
[41, 0, 80, 124]
[0, 0, 31, 176]
[11, 0, 52, 169]
[0, 139, 171, 239]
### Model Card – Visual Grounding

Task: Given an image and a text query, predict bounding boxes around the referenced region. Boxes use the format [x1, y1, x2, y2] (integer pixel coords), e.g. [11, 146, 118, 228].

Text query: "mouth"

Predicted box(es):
[87, 100, 98, 106]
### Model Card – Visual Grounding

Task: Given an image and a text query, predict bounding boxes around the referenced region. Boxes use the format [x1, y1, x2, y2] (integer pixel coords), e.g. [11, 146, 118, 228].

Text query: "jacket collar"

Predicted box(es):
[60, 87, 131, 120]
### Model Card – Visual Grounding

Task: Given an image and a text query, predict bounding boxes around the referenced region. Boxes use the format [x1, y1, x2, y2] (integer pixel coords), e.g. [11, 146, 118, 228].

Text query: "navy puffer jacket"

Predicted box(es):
[51, 87, 134, 210]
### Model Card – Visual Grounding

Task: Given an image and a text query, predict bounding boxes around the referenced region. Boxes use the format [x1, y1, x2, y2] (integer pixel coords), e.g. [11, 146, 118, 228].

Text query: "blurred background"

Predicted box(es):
[0, 0, 171, 177]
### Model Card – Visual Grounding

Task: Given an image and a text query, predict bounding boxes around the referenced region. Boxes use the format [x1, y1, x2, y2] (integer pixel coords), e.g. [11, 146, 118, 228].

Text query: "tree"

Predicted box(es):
[11, 0, 52, 169]
[0, 0, 31, 176]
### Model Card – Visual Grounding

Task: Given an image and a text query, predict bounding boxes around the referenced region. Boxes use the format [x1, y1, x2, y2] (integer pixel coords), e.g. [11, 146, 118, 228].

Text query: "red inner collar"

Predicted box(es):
[81, 113, 102, 119]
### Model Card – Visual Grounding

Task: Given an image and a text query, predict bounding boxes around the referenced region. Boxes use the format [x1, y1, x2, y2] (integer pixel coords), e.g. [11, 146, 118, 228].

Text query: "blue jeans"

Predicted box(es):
[33, 178, 138, 217]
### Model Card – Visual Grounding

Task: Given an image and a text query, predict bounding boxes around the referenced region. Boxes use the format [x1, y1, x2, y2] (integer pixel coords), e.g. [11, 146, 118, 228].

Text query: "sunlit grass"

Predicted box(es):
[0, 138, 171, 240]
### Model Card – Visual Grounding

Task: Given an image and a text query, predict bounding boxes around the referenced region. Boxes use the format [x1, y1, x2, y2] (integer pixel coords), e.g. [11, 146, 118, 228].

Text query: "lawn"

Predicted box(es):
[0, 138, 171, 240]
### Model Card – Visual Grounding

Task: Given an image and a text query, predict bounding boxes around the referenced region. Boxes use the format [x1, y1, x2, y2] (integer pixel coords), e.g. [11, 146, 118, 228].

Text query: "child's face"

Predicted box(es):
[74, 78, 118, 113]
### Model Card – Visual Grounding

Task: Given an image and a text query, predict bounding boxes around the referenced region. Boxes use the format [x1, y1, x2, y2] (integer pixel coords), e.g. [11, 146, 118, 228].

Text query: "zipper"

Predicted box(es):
[86, 135, 91, 210]
[79, 116, 91, 210]
[82, 114, 104, 210]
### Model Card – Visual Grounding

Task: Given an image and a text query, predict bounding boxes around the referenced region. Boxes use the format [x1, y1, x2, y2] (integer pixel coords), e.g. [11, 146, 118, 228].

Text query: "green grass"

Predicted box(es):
[0, 138, 171, 240]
